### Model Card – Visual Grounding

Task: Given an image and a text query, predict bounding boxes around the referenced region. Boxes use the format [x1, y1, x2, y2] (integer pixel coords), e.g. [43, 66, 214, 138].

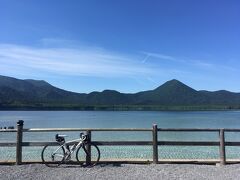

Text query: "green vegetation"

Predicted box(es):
[0, 75, 240, 110]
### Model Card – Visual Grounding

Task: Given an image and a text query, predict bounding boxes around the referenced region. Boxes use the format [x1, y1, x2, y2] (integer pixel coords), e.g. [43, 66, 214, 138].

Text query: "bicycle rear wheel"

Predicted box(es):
[76, 143, 100, 166]
[41, 144, 65, 167]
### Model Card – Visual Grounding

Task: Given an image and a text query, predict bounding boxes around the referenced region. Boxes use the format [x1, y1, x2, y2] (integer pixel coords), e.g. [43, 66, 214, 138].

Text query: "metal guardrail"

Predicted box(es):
[1, 120, 240, 165]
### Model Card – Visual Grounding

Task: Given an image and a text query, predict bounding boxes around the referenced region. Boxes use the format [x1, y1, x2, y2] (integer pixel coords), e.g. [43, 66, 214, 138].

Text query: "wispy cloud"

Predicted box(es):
[191, 60, 214, 68]
[1, 42, 237, 90]
[141, 51, 237, 72]
[141, 51, 176, 63]
[0, 43, 156, 78]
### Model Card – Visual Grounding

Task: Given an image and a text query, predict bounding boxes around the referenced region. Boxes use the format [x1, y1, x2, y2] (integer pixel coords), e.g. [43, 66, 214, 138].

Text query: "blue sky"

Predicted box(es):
[0, 0, 240, 93]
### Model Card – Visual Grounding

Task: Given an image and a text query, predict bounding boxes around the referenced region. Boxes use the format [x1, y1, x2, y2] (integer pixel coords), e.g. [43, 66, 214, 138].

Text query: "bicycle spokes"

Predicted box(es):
[42, 145, 65, 167]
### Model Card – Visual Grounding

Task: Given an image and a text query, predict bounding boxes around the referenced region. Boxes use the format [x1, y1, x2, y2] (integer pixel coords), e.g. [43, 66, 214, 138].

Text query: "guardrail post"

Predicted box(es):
[219, 129, 226, 165]
[16, 120, 24, 165]
[86, 130, 91, 165]
[152, 124, 158, 164]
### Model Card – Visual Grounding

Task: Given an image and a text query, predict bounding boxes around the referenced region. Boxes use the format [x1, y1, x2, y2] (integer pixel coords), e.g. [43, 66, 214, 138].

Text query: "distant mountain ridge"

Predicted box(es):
[0, 75, 240, 110]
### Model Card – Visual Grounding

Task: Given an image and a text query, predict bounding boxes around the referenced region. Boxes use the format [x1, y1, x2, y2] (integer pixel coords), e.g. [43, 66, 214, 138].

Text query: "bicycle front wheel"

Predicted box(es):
[76, 143, 100, 166]
[41, 144, 65, 167]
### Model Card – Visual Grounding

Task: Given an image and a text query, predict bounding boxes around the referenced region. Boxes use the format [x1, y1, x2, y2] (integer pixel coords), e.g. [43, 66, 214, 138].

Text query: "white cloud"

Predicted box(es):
[141, 51, 177, 63]
[1, 42, 235, 88]
[141, 51, 237, 72]
[0, 43, 156, 78]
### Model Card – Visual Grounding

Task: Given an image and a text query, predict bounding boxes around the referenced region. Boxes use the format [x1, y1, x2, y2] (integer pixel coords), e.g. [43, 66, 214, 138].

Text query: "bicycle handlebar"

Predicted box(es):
[79, 132, 87, 140]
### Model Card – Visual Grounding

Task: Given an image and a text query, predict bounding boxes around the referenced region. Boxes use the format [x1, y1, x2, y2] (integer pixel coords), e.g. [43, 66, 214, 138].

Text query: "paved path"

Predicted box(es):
[1, 164, 240, 180]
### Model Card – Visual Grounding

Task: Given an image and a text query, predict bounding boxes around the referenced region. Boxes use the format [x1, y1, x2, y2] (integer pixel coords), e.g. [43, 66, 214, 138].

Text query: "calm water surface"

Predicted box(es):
[2, 110, 240, 129]
[1, 111, 240, 161]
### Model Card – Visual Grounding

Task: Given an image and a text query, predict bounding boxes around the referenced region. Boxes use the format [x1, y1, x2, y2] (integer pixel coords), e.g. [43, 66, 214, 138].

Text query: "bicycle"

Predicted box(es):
[41, 132, 100, 167]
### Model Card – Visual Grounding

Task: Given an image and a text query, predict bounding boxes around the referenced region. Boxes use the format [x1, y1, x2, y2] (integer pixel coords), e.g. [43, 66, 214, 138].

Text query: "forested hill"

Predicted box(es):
[0, 75, 240, 110]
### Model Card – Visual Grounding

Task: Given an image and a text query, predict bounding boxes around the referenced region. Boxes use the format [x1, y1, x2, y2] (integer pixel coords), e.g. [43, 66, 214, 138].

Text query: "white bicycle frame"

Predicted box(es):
[52, 135, 87, 160]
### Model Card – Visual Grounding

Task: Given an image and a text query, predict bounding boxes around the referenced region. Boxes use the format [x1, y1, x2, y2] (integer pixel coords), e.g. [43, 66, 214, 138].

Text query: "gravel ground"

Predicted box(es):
[1, 163, 240, 180]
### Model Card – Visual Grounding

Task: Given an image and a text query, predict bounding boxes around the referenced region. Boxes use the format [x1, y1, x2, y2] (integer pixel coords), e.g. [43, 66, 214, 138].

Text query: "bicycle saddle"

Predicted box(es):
[55, 134, 66, 142]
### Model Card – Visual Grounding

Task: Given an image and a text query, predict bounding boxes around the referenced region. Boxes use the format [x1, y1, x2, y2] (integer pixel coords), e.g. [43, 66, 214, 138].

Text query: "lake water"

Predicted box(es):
[1, 111, 240, 161]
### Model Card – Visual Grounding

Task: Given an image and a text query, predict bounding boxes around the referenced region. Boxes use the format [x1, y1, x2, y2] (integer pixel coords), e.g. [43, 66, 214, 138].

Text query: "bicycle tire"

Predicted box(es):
[76, 143, 100, 167]
[41, 143, 65, 167]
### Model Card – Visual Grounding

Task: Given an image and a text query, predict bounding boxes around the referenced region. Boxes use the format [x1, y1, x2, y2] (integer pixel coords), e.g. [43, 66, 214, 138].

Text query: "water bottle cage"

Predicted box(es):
[71, 144, 76, 151]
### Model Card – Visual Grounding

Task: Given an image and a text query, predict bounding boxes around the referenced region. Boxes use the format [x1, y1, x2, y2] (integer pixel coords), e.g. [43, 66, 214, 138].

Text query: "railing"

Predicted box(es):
[1, 120, 240, 165]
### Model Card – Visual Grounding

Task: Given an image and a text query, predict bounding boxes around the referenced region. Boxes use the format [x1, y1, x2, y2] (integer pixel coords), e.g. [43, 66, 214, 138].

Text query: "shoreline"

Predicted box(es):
[1, 109, 240, 112]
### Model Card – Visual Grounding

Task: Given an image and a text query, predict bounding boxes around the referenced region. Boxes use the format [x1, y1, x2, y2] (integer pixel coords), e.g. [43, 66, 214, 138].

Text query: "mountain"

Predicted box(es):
[199, 90, 240, 105]
[86, 90, 130, 105]
[133, 79, 204, 105]
[0, 75, 240, 110]
[0, 75, 85, 105]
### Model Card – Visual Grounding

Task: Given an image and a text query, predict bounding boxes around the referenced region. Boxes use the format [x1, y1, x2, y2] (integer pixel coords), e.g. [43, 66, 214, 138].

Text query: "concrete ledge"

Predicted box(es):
[1, 159, 240, 165]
